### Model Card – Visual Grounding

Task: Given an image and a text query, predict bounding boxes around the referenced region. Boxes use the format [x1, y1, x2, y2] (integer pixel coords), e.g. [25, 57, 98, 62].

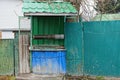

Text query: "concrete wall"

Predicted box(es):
[0, 0, 31, 39]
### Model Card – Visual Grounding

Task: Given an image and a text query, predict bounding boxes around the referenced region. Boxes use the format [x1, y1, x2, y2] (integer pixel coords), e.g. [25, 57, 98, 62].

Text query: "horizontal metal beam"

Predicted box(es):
[0, 28, 30, 32]
[33, 34, 64, 39]
[24, 12, 78, 16]
[30, 48, 66, 51]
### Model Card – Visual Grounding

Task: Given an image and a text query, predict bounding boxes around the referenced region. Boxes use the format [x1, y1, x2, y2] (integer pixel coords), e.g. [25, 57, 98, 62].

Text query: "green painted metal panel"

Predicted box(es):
[32, 16, 64, 46]
[65, 23, 83, 76]
[14, 32, 19, 75]
[83, 21, 120, 77]
[0, 39, 14, 75]
[22, 2, 77, 14]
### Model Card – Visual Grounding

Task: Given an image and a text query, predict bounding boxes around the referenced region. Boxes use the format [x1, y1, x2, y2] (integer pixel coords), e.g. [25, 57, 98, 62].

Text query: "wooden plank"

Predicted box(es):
[19, 35, 23, 73]
[19, 35, 30, 73]
[24, 35, 30, 73]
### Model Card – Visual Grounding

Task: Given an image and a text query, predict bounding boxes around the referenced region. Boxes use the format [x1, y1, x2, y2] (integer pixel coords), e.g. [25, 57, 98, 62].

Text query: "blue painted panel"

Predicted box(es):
[32, 50, 66, 74]
[83, 21, 120, 77]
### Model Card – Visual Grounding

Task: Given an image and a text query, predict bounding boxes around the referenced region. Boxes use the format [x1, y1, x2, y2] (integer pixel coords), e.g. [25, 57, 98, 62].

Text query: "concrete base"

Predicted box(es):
[16, 73, 65, 80]
[66, 76, 120, 80]
[16, 74, 120, 80]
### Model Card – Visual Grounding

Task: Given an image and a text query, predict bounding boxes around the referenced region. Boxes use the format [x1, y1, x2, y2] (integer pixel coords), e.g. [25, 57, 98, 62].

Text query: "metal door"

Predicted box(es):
[65, 22, 83, 76]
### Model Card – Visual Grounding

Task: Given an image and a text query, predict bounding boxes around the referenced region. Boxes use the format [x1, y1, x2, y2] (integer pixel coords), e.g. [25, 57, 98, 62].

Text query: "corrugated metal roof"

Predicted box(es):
[22, 2, 77, 16]
[23, 0, 63, 2]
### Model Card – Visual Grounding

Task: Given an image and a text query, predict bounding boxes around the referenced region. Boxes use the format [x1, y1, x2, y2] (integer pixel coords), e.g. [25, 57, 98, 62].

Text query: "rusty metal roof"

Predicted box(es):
[22, 2, 78, 16]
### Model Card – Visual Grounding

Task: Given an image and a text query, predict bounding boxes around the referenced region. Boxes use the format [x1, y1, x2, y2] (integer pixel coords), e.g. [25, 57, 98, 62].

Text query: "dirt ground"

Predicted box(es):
[1, 75, 120, 80]
[66, 76, 120, 80]
[0, 76, 15, 80]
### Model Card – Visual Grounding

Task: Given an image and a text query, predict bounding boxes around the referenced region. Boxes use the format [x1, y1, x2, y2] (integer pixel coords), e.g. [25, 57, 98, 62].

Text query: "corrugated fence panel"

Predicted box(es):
[32, 16, 64, 46]
[83, 21, 120, 77]
[31, 50, 66, 74]
[14, 32, 19, 75]
[65, 23, 83, 76]
[0, 39, 14, 75]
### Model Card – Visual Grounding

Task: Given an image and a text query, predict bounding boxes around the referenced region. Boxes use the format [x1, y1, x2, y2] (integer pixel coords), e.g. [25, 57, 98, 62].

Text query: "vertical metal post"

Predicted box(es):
[64, 16, 66, 23]
[18, 16, 21, 74]
[78, 15, 80, 23]
[30, 16, 32, 49]
[30, 16, 32, 71]
[19, 16, 21, 37]
[81, 20, 84, 76]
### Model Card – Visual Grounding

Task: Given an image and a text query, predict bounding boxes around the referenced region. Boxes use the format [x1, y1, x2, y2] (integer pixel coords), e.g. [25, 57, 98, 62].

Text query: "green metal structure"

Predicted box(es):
[22, 1, 83, 76]
[64, 20, 120, 77]
[22, 2, 77, 16]
[84, 20, 120, 77]
[22, 2, 77, 14]
[23, 0, 64, 2]
[22, 1, 77, 46]
[0, 39, 14, 75]
[65, 23, 83, 76]
[22, 2, 120, 77]
[32, 16, 64, 46]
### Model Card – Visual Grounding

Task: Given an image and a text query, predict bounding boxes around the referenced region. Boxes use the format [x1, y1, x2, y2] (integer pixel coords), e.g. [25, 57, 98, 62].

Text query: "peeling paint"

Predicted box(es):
[32, 51, 66, 74]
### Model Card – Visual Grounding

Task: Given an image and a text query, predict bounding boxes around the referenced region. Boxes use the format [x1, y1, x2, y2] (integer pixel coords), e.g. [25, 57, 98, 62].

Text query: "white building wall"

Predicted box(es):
[0, 0, 23, 29]
[2, 32, 14, 39]
[0, 0, 31, 39]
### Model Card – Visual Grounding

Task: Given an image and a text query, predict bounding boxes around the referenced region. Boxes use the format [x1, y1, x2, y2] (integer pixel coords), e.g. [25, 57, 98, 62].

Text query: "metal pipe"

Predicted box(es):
[33, 34, 64, 39]
[30, 49, 66, 51]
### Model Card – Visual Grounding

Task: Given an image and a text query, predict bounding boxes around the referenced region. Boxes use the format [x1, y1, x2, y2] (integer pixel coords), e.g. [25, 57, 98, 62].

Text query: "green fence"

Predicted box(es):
[65, 23, 83, 76]
[1, 20, 120, 77]
[65, 20, 120, 77]
[83, 21, 120, 77]
[0, 39, 14, 75]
